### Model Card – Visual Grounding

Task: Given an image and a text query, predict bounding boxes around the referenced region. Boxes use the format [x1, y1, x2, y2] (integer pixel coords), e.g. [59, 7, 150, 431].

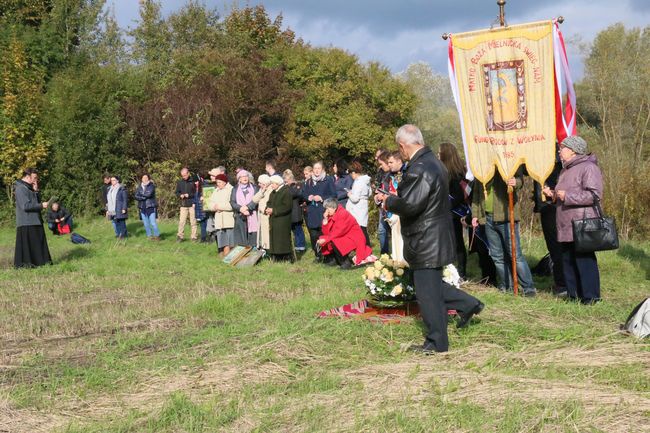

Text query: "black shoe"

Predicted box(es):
[552, 286, 568, 298]
[408, 342, 444, 355]
[580, 298, 602, 305]
[523, 290, 537, 298]
[457, 301, 485, 329]
[340, 260, 353, 270]
[323, 256, 337, 266]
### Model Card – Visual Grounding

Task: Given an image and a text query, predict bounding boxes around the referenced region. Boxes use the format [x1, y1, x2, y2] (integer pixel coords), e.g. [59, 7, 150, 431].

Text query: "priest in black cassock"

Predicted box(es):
[14, 168, 52, 268]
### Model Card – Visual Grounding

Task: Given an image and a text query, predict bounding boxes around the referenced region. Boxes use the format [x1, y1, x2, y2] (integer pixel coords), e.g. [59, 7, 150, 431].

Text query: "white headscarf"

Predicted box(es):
[270, 175, 284, 185]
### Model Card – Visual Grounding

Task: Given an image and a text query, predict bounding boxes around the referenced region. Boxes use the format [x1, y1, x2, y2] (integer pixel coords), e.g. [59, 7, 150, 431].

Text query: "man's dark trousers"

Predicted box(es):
[413, 267, 481, 352]
[540, 206, 566, 289]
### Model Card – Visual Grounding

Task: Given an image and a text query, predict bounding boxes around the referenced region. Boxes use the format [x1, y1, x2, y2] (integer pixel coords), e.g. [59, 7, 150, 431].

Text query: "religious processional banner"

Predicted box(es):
[448, 20, 573, 186]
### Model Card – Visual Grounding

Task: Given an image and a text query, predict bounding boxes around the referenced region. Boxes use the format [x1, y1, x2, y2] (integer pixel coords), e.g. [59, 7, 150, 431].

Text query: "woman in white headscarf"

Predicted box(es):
[252, 174, 272, 250]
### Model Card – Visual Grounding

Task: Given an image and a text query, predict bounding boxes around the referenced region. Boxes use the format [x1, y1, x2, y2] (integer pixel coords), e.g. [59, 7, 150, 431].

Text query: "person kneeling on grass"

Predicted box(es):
[47, 202, 73, 235]
[316, 198, 376, 269]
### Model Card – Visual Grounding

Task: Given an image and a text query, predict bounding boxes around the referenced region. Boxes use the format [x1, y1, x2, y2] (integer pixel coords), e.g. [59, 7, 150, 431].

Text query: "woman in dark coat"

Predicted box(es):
[438, 142, 469, 278]
[14, 168, 52, 268]
[543, 136, 604, 304]
[134, 174, 160, 240]
[266, 175, 294, 261]
[333, 159, 353, 207]
[230, 170, 259, 247]
[283, 170, 307, 253]
[301, 161, 336, 261]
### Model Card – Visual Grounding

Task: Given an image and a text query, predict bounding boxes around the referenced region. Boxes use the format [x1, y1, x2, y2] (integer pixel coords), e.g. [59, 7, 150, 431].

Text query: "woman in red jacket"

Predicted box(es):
[317, 198, 376, 269]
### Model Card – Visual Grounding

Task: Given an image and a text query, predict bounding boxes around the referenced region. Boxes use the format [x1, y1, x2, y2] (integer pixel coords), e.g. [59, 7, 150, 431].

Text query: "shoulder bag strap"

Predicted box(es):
[589, 191, 604, 219]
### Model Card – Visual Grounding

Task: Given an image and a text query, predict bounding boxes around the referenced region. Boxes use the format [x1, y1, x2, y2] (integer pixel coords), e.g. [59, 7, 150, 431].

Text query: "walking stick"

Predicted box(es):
[508, 186, 518, 296]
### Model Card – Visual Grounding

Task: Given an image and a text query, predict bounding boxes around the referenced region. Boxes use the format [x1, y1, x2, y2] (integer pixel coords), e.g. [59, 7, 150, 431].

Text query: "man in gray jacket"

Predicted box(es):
[14, 168, 52, 268]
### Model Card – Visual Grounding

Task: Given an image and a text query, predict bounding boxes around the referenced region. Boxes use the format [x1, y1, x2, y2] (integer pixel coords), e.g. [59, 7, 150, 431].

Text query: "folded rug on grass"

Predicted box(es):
[317, 300, 457, 324]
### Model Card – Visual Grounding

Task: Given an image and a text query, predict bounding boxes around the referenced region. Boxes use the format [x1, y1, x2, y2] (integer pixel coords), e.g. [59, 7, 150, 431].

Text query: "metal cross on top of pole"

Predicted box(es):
[498, 0, 507, 27]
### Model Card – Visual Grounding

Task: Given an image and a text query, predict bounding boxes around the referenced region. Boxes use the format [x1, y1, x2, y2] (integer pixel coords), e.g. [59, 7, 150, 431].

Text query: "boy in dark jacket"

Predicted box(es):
[47, 202, 73, 235]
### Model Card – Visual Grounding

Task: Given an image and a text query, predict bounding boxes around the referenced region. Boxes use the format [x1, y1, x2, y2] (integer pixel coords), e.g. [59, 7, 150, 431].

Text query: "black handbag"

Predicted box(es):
[572, 192, 619, 253]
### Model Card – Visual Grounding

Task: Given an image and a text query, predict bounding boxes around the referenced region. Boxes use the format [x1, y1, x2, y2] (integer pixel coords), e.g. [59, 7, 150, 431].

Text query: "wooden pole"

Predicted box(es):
[508, 185, 518, 296]
[497, 1, 518, 296]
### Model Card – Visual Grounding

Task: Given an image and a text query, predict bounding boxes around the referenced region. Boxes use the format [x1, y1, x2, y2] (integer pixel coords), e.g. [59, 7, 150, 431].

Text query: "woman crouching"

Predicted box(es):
[316, 198, 376, 269]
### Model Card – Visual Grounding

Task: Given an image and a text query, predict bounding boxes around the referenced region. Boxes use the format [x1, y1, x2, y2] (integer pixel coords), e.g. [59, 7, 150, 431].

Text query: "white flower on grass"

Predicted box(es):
[442, 264, 461, 288]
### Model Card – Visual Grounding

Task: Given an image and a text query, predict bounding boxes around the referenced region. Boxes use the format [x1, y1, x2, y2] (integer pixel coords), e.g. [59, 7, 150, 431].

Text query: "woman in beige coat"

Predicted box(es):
[253, 174, 272, 250]
[208, 174, 235, 256]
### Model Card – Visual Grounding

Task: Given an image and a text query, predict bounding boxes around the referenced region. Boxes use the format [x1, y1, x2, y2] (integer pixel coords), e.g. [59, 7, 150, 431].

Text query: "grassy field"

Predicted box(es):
[1, 218, 649, 432]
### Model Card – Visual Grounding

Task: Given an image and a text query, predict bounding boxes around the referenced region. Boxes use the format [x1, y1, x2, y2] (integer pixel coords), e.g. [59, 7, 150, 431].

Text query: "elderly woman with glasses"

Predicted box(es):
[209, 173, 235, 256]
[543, 136, 604, 305]
[252, 174, 272, 250]
[266, 175, 294, 262]
[230, 170, 259, 247]
[316, 198, 375, 269]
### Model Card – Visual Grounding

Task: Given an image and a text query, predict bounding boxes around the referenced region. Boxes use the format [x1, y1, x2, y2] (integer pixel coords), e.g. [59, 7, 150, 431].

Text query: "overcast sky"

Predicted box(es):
[109, 0, 650, 78]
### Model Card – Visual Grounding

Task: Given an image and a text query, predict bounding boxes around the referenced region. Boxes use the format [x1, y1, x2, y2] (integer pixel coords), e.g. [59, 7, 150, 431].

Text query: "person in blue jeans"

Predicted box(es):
[107, 175, 129, 239]
[374, 150, 391, 255]
[471, 173, 536, 296]
[193, 174, 209, 242]
[134, 174, 160, 240]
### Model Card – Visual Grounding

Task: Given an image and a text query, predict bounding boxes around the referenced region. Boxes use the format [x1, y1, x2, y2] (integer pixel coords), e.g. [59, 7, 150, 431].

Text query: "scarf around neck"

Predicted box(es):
[312, 172, 326, 183]
[107, 184, 120, 215]
[236, 183, 259, 233]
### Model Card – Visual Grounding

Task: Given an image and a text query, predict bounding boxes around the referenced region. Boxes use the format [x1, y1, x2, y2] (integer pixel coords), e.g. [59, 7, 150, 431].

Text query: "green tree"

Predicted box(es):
[399, 62, 461, 149]
[44, 64, 131, 213]
[578, 24, 650, 237]
[0, 34, 49, 197]
[130, 0, 172, 85]
[279, 45, 415, 164]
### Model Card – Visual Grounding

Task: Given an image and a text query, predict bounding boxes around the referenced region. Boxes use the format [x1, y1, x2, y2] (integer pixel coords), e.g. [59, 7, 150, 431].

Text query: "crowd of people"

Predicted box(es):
[98, 160, 381, 265]
[14, 126, 605, 350]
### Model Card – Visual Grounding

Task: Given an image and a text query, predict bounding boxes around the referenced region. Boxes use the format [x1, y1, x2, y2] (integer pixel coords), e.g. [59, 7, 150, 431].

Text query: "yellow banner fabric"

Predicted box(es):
[452, 21, 556, 185]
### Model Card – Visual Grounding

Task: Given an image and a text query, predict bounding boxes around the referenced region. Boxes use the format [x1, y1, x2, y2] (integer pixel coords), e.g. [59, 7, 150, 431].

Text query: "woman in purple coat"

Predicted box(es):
[543, 136, 604, 304]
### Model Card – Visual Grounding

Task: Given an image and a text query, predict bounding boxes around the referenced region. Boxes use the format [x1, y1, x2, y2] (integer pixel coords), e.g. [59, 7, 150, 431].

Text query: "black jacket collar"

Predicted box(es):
[408, 147, 431, 166]
[17, 179, 33, 190]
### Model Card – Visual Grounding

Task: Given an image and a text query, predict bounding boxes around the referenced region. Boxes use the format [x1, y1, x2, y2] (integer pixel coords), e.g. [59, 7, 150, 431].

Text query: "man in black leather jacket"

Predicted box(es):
[377, 125, 484, 353]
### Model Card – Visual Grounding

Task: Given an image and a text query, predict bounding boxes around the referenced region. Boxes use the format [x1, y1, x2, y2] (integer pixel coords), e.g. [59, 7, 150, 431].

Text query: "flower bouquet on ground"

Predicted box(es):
[362, 254, 415, 308]
[362, 254, 462, 309]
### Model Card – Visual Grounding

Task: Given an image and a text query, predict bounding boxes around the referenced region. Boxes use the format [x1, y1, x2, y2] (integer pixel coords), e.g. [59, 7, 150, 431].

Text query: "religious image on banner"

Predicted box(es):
[484, 60, 526, 131]
[448, 20, 564, 186]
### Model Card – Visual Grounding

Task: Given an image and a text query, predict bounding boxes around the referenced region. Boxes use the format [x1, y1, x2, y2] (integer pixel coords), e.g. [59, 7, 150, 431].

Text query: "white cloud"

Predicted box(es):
[111, 0, 649, 78]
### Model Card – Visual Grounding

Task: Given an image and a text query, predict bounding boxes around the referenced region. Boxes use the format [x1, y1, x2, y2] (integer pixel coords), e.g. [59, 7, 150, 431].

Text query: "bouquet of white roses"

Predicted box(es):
[362, 255, 462, 307]
[362, 254, 415, 307]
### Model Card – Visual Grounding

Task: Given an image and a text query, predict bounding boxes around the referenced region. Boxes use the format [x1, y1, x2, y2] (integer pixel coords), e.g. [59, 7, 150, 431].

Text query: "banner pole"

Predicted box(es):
[498, 0, 506, 27]
[497, 1, 519, 296]
[508, 186, 519, 296]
